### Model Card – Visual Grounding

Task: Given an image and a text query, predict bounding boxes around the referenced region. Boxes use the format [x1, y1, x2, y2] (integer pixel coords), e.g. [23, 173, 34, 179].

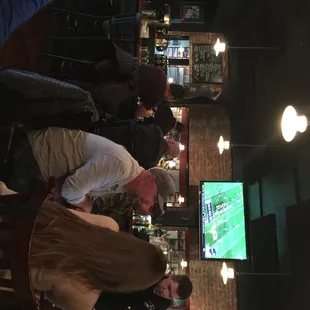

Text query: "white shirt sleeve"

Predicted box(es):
[61, 153, 129, 205]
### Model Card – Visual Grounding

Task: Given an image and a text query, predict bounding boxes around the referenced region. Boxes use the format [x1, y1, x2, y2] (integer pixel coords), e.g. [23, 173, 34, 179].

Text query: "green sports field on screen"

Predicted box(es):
[200, 181, 247, 260]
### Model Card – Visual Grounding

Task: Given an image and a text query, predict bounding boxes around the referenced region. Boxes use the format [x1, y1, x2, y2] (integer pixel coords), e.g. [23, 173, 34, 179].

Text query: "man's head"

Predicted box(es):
[166, 84, 185, 101]
[138, 65, 167, 110]
[154, 275, 193, 300]
[124, 169, 176, 217]
[165, 139, 180, 159]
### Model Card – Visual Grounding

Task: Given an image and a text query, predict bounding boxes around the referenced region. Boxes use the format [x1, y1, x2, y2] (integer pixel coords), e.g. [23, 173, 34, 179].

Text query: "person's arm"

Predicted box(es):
[61, 154, 127, 209]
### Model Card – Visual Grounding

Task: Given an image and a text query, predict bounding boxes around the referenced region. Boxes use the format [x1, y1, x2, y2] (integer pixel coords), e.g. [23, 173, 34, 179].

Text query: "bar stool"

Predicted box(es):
[0, 191, 53, 310]
[48, 0, 130, 16]
[41, 11, 140, 81]
[44, 9, 140, 40]
[41, 10, 140, 68]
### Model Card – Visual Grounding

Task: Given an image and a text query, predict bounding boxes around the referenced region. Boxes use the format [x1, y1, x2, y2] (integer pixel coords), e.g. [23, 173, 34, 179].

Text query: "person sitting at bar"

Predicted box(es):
[94, 274, 193, 310]
[93, 122, 180, 169]
[6, 127, 175, 216]
[138, 101, 185, 136]
[0, 196, 167, 310]
[84, 43, 167, 120]
[165, 83, 186, 101]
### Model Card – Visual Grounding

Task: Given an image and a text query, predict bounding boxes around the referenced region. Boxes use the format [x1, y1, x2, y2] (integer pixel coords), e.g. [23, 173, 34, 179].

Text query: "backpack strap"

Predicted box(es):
[128, 120, 137, 158]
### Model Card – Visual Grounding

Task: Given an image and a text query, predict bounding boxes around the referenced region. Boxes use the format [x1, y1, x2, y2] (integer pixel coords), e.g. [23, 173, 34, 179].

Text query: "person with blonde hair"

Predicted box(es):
[28, 200, 167, 310]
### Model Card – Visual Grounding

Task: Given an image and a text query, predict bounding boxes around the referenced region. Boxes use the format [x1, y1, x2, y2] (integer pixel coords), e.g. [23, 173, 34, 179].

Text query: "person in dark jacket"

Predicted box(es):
[93, 123, 180, 169]
[94, 275, 193, 310]
[87, 43, 167, 119]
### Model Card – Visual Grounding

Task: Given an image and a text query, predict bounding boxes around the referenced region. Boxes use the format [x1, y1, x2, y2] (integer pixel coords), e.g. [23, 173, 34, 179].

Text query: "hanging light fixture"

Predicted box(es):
[214, 38, 226, 56]
[220, 262, 235, 285]
[217, 136, 230, 154]
[281, 105, 308, 142]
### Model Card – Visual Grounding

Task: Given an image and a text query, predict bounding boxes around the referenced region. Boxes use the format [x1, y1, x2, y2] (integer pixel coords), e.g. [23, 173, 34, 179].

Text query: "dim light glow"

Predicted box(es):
[168, 160, 176, 168]
[179, 144, 185, 151]
[214, 38, 226, 56]
[281, 105, 308, 142]
[164, 14, 171, 25]
[166, 202, 173, 207]
[168, 77, 174, 84]
[217, 136, 230, 154]
[221, 262, 235, 285]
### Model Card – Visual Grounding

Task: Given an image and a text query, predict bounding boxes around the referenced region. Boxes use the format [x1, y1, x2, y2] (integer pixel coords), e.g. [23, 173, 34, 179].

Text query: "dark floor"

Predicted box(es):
[214, 0, 310, 309]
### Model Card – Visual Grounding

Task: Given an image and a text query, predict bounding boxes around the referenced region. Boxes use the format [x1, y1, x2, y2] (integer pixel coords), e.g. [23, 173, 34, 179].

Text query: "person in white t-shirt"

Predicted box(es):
[6, 127, 175, 215]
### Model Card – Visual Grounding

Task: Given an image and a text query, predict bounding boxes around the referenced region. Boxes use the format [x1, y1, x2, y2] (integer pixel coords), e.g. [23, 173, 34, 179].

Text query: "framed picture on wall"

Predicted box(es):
[180, 2, 204, 24]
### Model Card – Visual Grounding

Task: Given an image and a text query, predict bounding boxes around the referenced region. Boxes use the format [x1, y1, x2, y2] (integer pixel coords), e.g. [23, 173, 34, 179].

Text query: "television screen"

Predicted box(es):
[200, 181, 247, 260]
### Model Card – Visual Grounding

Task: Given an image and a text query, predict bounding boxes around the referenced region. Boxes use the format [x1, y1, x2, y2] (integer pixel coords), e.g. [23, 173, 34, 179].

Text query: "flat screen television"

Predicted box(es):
[199, 181, 248, 260]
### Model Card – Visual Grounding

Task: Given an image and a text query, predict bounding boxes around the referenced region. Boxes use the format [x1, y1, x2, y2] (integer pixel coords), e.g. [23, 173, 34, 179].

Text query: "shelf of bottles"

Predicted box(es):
[140, 46, 150, 65]
[155, 54, 168, 76]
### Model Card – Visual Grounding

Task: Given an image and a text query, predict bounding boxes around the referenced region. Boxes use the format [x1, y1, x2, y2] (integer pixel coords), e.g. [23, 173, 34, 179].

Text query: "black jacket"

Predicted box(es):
[93, 122, 168, 169]
[138, 103, 176, 136]
[94, 282, 172, 310]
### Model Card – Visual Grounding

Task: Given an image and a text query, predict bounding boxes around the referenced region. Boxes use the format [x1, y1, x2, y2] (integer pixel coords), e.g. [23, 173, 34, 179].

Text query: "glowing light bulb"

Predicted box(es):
[180, 259, 188, 268]
[281, 105, 308, 142]
[168, 161, 176, 168]
[217, 136, 230, 154]
[214, 38, 226, 56]
[220, 262, 235, 285]
[178, 196, 185, 204]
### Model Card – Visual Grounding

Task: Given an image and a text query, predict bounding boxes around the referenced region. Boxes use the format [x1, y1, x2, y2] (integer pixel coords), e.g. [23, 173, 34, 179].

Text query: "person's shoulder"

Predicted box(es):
[136, 124, 163, 138]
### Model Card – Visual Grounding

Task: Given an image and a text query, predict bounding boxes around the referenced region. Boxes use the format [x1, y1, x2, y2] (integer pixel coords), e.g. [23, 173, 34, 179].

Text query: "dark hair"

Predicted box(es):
[138, 65, 167, 109]
[174, 275, 193, 299]
[169, 84, 185, 100]
[175, 121, 184, 133]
